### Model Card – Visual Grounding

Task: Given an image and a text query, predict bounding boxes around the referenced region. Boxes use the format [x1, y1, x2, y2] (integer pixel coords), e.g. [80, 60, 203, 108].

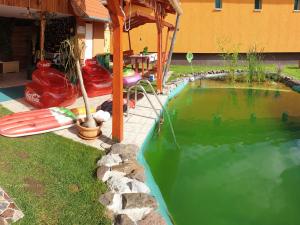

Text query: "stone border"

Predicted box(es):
[95, 80, 189, 225]
[0, 187, 24, 225]
[277, 74, 300, 90]
[165, 70, 300, 91]
[97, 144, 167, 225]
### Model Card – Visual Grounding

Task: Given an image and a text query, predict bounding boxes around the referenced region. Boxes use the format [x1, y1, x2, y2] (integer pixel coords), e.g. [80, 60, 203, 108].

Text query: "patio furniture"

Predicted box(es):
[129, 53, 157, 77]
[123, 50, 134, 66]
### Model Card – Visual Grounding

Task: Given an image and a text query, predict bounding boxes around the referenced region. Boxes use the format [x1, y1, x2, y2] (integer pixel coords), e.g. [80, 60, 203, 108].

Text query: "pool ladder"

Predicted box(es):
[126, 79, 180, 149]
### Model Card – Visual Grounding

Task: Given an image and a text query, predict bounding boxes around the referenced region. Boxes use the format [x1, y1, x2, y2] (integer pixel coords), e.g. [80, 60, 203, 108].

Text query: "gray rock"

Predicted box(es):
[112, 161, 146, 182]
[111, 144, 139, 161]
[110, 143, 126, 154]
[97, 154, 123, 167]
[138, 211, 167, 225]
[97, 166, 110, 181]
[122, 193, 157, 209]
[114, 214, 135, 225]
[126, 169, 146, 183]
[99, 192, 114, 206]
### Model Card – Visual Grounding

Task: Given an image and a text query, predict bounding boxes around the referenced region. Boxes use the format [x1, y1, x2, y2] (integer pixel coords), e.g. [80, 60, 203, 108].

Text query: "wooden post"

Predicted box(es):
[156, 13, 163, 94]
[163, 28, 170, 63]
[107, 0, 124, 142]
[40, 13, 46, 61]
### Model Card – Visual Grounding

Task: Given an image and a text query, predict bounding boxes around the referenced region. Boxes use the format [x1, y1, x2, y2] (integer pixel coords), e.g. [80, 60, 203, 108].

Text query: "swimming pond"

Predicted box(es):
[144, 81, 300, 225]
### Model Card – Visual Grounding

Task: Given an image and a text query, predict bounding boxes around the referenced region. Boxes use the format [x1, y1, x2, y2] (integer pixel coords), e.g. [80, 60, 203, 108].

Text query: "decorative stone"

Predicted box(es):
[97, 154, 123, 167]
[112, 161, 146, 182]
[1, 209, 14, 218]
[110, 144, 139, 161]
[127, 180, 150, 193]
[107, 175, 133, 193]
[122, 193, 157, 209]
[114, 214, 135, 225]
[0, 202, 8, 213]
[8, 203, 16, 209]
[11, 210, 24, 223]
[102, 170, 126, 182]
[0, 188, 24, 223]
[126, 169, 146, 183]
[99, 192, 114, 206]
[0, 217, 8, 225]
[110, 143, 126, 154]
[97, 166, 110, 181]
[138, 211, 167, 225]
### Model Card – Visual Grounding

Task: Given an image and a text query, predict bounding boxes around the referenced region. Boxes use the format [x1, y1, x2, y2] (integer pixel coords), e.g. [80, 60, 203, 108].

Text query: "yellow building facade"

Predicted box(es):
[124, 0, 300, 54]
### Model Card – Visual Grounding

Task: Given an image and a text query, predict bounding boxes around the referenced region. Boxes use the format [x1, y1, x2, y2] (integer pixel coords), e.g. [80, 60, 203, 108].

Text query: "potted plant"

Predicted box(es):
[59, 36, 101, 140]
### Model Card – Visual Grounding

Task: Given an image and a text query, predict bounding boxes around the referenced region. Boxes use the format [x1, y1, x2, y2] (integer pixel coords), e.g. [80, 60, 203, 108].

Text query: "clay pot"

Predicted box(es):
[76, 119, 102, 140]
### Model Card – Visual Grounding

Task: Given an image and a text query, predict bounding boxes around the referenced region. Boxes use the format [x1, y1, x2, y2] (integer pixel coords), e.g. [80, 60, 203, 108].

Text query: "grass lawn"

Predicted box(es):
[0, 105, 110, 225]
[282, 65, 300, 79]
[169, 64, 300, 81]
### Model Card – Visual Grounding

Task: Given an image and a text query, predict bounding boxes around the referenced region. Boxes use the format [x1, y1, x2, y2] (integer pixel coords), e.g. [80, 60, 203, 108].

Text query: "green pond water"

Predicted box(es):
[144, 81, 300, 225]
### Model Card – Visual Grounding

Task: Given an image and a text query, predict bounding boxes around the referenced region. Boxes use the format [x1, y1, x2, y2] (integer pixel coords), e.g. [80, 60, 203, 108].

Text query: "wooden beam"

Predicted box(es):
[163, 28, 170, 63]
[156, 13, 163, 94]
[108, 0, 124, 142]
[40, 12, 46, 61]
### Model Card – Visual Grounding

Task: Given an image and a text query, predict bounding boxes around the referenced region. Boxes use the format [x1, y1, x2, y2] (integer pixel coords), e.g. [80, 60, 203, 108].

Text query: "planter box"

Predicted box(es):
[0, 61, 19, 74]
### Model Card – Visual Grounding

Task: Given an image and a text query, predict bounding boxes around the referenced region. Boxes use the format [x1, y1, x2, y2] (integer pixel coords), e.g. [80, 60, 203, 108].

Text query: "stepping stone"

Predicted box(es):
[0, 187, 24, 224]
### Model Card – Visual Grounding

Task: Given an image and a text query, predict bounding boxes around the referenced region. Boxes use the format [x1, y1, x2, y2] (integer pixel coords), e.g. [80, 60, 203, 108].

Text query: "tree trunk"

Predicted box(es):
[75, 60, 97, 128]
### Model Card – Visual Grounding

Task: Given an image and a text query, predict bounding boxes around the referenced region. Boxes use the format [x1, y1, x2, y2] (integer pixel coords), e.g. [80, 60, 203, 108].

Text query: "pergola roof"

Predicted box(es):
[130, 0, 182, 15]
[71, 0, 110, 22]
[124, 11, 174, 31]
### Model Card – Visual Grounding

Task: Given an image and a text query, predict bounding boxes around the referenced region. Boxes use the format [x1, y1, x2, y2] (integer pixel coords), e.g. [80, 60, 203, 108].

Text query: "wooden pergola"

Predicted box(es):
[124, 11, 175, 73]
[107, 0, 182, 142]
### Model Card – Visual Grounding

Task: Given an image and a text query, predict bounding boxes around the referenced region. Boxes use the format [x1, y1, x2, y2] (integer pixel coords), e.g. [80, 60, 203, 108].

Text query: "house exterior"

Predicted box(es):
[0, 0, 110, 69]
[124, 0, 300, 62]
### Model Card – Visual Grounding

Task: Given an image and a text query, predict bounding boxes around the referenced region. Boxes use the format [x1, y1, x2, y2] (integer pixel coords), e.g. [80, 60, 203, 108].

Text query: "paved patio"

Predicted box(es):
[1, 93, 168, 150]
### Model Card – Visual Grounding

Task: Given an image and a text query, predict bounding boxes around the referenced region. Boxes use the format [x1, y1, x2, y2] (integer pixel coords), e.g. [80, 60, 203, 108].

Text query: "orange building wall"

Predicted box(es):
[125, 0, 300, 53]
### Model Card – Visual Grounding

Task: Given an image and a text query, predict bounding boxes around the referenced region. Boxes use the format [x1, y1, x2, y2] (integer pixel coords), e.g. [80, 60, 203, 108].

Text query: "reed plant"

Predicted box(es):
[246, 45, 266, 83]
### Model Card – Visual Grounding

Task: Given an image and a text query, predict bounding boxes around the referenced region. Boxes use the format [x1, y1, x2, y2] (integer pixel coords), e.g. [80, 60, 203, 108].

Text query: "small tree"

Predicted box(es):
[59, 36, 97, 128]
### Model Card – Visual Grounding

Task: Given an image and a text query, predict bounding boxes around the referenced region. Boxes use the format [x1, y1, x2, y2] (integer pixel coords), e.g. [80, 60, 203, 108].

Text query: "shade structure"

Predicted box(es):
[71, 0, 110, 22]
[130, 0, 182, 15]
[107, 0, 182, 142]
[124, 11, 174, 32]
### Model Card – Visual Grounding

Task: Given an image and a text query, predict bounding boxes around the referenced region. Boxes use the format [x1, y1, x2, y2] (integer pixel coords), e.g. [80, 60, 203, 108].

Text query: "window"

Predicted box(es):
[294, 0, 300, 10]
[215, 0, 222, 9]
[254, 0, 262, 10]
